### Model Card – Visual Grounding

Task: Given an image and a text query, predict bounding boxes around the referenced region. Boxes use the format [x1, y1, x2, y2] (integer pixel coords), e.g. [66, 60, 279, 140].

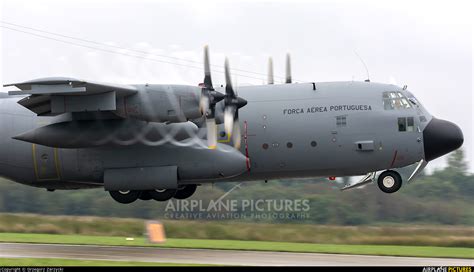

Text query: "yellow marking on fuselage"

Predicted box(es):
[217, 133, 231, 143]
[32, 144, 39, 180]
[32, 144, 61, 181]
[53, 148, 61, 180]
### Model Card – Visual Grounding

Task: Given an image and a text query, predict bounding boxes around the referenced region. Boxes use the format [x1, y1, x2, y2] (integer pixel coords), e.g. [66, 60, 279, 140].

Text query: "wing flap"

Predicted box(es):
[51, 91, 116, 114]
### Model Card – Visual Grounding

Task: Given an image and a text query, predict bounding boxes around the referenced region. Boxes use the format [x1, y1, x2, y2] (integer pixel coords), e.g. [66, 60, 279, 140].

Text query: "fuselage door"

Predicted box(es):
[32, 144, 60, 181]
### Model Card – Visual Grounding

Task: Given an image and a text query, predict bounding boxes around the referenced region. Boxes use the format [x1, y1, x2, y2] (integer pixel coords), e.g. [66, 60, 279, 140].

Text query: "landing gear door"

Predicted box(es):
[32, 144, 60, 181]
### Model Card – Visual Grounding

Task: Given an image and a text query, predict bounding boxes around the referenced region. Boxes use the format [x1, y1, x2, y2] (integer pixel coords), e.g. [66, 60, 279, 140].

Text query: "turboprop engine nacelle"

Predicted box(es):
[115, 85, 203, 123]
[13, 120, 199, 148]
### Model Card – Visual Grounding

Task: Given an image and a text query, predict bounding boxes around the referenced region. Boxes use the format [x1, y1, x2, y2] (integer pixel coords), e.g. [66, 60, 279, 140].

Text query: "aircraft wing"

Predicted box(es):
[4, 77, 137, 116]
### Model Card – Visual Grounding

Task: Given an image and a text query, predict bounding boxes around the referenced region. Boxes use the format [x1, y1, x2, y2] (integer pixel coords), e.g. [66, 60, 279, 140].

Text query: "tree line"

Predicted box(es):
[0, 149, 472, 225]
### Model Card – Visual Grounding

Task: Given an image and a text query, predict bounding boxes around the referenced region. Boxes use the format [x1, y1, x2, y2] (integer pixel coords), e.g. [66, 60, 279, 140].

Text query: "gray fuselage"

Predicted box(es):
[0, 81, 456, 190]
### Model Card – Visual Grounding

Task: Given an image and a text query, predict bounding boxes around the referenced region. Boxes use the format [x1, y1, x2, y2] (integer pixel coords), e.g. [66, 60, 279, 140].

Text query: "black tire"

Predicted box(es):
[377, 170, 402, 193]
[109, 190, 140, 204]
[149, 189, 177, 201]
[138, 191, 153, 201]
[174, 185, 197, 200]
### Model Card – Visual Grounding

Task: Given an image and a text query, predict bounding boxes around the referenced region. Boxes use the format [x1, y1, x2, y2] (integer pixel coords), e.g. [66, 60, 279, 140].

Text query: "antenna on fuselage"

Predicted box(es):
[354, 50, 370, 82]
[285, 53, 292, 84]
[268, 57, 274, 85]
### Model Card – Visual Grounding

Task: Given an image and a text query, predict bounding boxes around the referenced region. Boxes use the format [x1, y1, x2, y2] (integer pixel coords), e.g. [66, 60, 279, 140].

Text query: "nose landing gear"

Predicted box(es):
[340, 170, 404, 193]
[377, 170, 402, 193]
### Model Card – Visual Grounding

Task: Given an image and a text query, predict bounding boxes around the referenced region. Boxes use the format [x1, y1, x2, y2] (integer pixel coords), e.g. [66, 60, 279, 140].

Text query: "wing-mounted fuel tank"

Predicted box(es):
[13, 120, 199, 148]
[114, 84, 203, 123]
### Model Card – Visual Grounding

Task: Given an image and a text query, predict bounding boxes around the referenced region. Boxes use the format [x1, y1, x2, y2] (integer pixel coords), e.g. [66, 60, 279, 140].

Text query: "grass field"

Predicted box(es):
[1, 233, 473, 259]
[0, 258, 206, 266]
[1, 213, 473, 247]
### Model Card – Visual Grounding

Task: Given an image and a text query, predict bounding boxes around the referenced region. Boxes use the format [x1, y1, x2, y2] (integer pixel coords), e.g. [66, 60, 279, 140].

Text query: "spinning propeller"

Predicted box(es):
[199, 46, 247, 149]
[223, 58, 247, 149]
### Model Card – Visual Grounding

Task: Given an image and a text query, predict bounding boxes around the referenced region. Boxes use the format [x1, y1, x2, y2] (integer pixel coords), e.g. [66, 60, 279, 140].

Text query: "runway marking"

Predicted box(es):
[0, 243, 472, 266]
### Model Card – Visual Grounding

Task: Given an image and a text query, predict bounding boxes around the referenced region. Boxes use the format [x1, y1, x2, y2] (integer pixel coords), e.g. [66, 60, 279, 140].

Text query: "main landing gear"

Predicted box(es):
[109, 190, 141, 204]
[109, 185, 198, 204]
[174, 185, 197, 200]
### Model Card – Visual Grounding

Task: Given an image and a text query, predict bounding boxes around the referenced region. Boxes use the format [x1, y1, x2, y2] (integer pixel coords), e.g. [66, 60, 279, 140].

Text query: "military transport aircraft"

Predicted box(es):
[0, 46, 463, 204]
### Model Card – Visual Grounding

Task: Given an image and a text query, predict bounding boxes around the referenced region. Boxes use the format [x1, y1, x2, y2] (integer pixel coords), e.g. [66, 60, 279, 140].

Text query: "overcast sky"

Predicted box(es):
[1, 0, 472, 172]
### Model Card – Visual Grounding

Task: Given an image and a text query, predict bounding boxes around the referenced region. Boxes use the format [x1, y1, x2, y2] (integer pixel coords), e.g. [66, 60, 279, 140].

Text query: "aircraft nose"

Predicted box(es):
[423, 118, 463, 162]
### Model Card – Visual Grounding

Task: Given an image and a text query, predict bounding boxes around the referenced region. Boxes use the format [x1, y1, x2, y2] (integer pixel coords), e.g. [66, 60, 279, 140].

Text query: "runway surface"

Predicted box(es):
[0, 243, 472, 266]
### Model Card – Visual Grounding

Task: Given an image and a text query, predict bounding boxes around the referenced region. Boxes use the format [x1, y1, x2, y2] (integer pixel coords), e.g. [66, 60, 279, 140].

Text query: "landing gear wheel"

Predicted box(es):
[109, 190, 140, 204]
[377, 170, 402, 193]
[174, 185, 197, 200]
[149, 189, 177, 201]
[138, 191, 153, 201]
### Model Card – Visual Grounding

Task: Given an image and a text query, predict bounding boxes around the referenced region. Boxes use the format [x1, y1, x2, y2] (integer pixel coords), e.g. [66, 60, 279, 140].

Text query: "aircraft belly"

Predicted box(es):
[67, 142, 247, 185]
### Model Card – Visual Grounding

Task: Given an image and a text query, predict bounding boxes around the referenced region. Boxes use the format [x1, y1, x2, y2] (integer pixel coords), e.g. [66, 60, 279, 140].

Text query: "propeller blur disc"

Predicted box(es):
[232, 120, 241, 149]
[224, 106, 236, 136]
[200, 95, 209, 116]
[206, 118, 217, 149]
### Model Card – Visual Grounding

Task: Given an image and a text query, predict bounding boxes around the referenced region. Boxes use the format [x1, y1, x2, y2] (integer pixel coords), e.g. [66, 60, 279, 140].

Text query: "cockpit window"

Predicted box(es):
[398, 117, 415, 132]
[404, 91, 422, 107]
[383, 91, 412, 110]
